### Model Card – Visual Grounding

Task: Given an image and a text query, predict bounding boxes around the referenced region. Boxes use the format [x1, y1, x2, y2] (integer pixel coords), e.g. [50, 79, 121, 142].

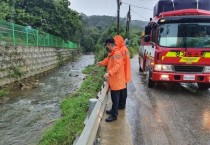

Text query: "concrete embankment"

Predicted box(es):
[0, 45, 79, 87]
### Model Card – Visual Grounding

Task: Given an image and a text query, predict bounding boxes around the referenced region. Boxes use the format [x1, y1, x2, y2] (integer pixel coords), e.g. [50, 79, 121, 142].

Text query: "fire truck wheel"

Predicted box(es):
[197, 83, 210, 90]
[146, 70, 155, 88]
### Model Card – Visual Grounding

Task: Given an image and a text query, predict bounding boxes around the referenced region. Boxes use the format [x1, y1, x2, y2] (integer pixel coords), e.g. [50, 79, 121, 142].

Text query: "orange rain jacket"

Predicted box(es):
[99, 46, 126, 90]
[114, 35, 131, 83]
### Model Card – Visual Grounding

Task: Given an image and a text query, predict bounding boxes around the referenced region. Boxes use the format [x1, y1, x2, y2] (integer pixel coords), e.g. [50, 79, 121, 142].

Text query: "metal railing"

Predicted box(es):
[0, 20, 77, 49]
[75, 81, 109, 145]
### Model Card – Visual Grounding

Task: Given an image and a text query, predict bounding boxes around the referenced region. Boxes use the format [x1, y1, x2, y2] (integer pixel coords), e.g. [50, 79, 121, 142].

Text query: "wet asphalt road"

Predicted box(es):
[126, 55, 210, 145]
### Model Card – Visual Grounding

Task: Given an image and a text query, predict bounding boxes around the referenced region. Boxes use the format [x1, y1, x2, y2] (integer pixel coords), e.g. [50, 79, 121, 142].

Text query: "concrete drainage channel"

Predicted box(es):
[74, 81, 109, 145]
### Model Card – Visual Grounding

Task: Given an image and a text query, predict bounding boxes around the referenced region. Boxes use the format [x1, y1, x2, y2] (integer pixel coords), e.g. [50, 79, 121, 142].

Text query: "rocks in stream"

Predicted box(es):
[20, 80, 39, 90]
[69, 73, 79, 77]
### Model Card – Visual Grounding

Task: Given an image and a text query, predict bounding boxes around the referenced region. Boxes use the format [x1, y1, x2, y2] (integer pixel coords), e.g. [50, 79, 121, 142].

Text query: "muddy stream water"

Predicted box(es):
[0, 55, 94, 145]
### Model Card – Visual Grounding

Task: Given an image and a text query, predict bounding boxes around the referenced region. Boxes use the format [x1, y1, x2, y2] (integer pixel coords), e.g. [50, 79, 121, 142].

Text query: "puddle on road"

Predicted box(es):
[0, 55, 94, 145]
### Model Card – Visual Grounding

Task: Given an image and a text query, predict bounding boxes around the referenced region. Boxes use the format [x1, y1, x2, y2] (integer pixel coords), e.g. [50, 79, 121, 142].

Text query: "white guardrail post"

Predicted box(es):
[75, 81, 109, 145]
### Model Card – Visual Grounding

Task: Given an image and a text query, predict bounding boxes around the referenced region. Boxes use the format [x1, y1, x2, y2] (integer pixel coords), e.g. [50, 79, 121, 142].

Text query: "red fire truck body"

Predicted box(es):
[139, 1, 210, 89]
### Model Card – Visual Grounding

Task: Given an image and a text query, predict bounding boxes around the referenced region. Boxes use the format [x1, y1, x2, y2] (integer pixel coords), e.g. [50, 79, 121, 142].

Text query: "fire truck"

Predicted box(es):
[139, 0, 210, 89]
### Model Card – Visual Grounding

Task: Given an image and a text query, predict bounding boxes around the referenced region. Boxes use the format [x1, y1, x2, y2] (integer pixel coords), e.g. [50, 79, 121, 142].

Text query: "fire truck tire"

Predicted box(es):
[146, 70, 155, 88]
[197, 83, 210, 90]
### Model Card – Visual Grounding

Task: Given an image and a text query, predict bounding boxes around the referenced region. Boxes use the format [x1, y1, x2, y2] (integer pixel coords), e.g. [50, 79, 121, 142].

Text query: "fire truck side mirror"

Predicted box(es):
[145, 25, 151, 35]
[144, 35, 150, 42]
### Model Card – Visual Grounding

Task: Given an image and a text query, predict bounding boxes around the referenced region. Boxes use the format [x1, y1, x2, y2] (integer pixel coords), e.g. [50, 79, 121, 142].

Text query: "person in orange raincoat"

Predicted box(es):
[114, 35, 131, 109]
[98, 38, 126, 122]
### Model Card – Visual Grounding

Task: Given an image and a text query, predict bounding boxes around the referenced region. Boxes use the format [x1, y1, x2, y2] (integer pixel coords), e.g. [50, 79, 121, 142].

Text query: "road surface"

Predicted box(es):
[99, 55, 210, 145]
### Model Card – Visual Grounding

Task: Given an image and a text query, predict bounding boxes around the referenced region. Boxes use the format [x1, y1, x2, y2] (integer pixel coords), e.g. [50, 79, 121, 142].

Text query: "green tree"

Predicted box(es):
[0, 2, 10, 20]
[2, 0, 83, 42]
[80, 35, 95, 52]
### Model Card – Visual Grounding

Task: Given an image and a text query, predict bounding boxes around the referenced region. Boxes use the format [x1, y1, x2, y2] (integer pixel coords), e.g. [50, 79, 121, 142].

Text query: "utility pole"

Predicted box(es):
[126, 5, 131, 44]
[117, 0, 121, 34]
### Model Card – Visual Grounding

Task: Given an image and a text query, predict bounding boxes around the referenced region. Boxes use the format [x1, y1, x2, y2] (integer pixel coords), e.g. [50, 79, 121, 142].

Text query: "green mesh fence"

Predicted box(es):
[0, 20, 77, 49]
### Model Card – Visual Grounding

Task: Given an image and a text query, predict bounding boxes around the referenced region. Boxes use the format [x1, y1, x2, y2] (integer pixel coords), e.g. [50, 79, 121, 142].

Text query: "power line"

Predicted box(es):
[142, 0, 154, 6]
[138, 0, 158, 5]
[129, 0, 141, 6]
[139, 0, 158, 2]
[120, 15, 128, 25]
[122, 1, 152, 10]
[131, 9, 149, 21]
[125, 0, 155, 8]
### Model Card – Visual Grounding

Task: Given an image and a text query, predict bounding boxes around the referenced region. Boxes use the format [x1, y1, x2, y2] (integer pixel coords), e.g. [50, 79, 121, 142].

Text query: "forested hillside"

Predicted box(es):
[82, 15, 148, 32]
[0, 0, 145, 54]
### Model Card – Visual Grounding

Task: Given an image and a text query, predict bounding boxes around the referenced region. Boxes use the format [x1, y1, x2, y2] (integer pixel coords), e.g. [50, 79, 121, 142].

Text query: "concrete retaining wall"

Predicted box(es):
[0, 45, 79, 87]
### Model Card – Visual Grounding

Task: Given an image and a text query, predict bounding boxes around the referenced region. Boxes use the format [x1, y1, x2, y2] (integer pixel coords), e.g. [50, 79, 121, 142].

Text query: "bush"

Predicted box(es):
[128, 46, 138, 58]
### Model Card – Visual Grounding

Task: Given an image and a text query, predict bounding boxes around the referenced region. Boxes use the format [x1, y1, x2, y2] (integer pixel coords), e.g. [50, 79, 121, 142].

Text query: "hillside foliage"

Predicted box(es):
[0, 0, 83, 42]
[0, 0, 146, 55]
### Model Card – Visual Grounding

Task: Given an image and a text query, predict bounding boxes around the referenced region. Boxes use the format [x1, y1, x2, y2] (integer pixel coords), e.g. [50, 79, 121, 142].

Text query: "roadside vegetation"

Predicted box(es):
[39, 65, 105, 145]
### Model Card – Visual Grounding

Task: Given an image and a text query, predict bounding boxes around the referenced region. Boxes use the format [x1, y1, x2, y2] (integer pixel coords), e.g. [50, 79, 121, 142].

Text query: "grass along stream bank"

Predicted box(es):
[39, 64, 105, 145]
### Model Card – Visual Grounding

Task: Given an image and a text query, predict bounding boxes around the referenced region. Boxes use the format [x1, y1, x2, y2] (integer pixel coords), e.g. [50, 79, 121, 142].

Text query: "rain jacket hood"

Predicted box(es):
[114, 35, 125, 48]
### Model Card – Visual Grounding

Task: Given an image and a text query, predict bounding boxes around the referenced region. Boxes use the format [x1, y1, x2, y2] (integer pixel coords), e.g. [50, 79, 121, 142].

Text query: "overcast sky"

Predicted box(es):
[69, 0, 159, 21]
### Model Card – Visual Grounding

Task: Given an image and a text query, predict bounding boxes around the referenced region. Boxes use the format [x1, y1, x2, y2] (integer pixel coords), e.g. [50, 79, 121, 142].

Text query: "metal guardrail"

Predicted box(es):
[75, 81, 109, 145]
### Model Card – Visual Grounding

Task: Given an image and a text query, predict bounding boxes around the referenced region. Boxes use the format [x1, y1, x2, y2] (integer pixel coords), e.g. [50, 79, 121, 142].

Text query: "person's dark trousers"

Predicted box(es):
[110, 90, 121, 117]
[119, 84, 127, 109]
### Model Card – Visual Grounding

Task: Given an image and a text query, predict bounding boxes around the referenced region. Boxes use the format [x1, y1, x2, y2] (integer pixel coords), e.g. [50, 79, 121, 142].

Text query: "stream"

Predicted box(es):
[0, 54, 94, 145]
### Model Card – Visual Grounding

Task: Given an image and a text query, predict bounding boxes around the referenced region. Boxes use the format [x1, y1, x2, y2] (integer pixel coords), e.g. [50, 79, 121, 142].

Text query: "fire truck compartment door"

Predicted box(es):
[144, 45, 155, 57]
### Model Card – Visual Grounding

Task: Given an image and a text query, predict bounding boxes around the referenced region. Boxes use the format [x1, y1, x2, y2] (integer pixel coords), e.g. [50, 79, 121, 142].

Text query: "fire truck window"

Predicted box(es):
[158, 23, 210, 48]
[158, 24, 178, 47]
[186, 25, 210, 48]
